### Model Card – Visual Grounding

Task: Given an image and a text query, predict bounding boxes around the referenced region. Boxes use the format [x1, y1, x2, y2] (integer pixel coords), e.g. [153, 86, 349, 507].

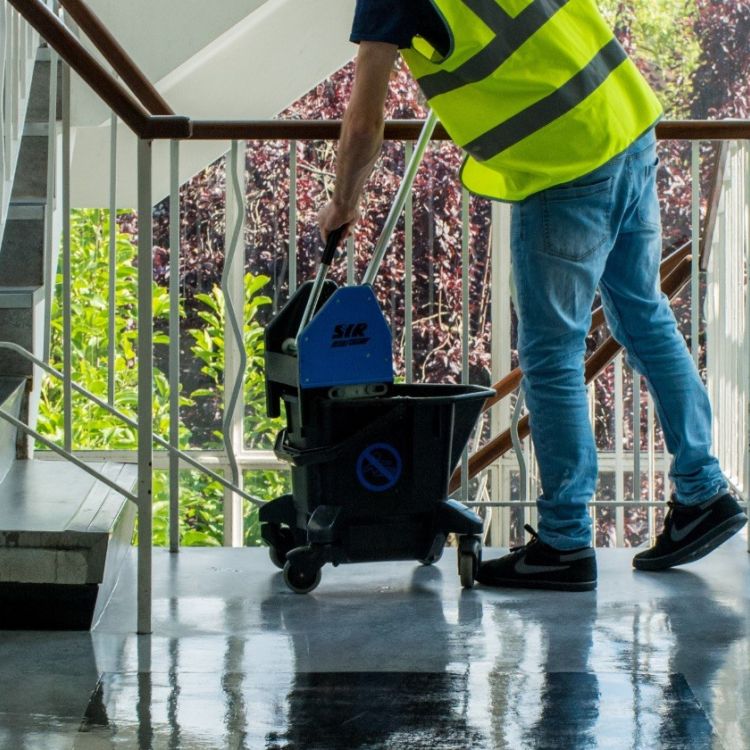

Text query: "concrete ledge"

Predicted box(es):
[0, 459, 137, 630]
[0, 286, 43, 309]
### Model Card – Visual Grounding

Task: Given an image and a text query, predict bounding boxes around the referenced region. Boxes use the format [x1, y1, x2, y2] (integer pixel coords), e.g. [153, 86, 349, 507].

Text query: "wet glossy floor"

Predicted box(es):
[1, 534, 748, 749]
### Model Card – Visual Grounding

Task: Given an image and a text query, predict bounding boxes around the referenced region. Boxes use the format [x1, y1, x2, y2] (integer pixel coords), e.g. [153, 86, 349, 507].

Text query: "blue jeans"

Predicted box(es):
[511, 129, 727, 550]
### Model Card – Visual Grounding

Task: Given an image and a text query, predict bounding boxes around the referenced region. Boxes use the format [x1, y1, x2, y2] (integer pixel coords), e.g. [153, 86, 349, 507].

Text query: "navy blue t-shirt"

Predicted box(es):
[350, 0, 450, 56]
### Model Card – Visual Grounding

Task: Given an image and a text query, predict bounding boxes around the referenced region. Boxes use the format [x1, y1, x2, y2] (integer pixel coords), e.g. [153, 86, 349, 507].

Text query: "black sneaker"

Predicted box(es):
[475, 524, 597, 592]
[633, 493, 748, 571]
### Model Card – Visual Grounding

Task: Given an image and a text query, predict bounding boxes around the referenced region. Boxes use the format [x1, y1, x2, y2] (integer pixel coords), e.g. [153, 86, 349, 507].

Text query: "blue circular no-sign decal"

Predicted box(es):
[356, 442, 402, 492]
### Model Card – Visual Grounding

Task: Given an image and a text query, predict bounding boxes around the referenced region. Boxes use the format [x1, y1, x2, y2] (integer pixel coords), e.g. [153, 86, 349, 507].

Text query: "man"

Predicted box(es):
[318, 0, 747, 591]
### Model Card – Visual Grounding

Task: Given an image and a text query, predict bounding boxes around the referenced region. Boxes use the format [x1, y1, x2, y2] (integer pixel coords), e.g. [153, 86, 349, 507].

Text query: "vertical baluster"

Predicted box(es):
[42, 47, 57, 362]
[404, 142, 414, 385]
[62, 62, 71, 452]
[661, 430, 670, 509]
[733, 147, 743, 491]
[691, 141, 701, 367]
[461, 188, 470, 503]
[222, 141, 246, 548]
[10, 10, 18, 142]
[346, 234, 355, 286]
[510, 388, 528, 530]
[169, 140, 180, 554]
[744, 143, 750, 538]
[633, 368, 641, 545]
[4, 7, 11, 187]
[0, 2, 7, 214]
[731, 152, 740, 483]
[288, 139, 297, 292]
[614, 354, 624, 546]
[17, 1, 25, 92]
[728, 144, 742, 488]
[136, 138, 154, 636]
[588, 381, 596, 544]
[490, 201, 512, 547]
[107, 109, 117, 404]
[529, 437, 539, 531]
[647, 393, 655, 543]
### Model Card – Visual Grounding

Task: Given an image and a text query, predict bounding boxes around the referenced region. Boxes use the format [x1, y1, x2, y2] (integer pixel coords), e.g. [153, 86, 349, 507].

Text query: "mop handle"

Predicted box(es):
[297, 225, 345, 338]
[296, 110, 438, 338]
[362, 109, 438, 287]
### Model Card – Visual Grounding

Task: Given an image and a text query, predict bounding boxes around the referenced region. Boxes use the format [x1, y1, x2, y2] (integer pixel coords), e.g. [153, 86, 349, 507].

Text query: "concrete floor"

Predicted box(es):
[0, 534, 748, 749]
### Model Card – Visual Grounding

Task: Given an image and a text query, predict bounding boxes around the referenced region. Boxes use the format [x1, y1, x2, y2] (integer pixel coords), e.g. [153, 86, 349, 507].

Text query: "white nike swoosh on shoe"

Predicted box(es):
[670, 510, 712, 542]
[514, 559, 570, 575]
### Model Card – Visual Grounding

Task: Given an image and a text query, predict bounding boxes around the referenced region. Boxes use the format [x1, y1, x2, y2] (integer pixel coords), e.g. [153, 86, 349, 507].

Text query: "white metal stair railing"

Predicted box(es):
[0, 340, 265, 508]
[0, 0, 42, 239]
[706, 141, 750, 535]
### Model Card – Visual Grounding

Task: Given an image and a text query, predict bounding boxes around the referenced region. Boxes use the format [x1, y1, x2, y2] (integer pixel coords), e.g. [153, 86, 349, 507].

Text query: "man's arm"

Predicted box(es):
[318, 41, 398, 241]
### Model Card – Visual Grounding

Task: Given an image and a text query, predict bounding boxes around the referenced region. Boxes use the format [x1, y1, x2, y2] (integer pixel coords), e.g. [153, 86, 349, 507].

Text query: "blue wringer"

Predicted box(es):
[297, 285, 393, 390]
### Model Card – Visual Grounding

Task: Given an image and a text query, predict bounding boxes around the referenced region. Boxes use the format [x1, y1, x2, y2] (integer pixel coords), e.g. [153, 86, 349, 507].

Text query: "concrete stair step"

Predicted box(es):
[0, 459, 137, 629]
[0, 377, 26, 484]
[25, 56, 62, 126]
[9, 136, 49, 204]
[0, 214, 45, 287]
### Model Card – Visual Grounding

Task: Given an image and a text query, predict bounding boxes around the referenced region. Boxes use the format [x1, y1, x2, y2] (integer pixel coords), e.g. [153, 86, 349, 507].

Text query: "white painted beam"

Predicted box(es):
[69, 0, 357, 206]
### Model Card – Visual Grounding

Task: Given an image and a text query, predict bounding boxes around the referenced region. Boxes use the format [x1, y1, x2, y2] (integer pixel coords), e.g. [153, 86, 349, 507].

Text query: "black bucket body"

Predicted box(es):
[266, 383, 492, 563]
[261, 280, 492, 573]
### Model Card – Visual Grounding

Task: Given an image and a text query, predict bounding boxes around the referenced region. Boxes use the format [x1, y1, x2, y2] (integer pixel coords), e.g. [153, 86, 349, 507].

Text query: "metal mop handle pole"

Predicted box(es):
[362, 110, 439, 287]
[296, 225, 345, 339]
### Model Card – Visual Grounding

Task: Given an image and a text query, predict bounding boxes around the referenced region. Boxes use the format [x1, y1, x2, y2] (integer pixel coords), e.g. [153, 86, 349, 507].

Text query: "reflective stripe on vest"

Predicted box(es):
[419, 0, 571, 100]
[401, 0, 663, 201]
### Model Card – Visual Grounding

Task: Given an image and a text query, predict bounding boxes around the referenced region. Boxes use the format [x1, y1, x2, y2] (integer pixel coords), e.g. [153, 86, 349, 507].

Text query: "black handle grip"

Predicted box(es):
[321, 226, 346, 266]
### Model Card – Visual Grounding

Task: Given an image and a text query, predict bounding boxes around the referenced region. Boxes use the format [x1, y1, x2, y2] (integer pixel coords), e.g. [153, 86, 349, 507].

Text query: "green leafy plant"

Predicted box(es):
[38, 209, 184, 449]
[186, 276, 290, 544]
[37, 209, 288, 547]
[187, 276, 285, 448]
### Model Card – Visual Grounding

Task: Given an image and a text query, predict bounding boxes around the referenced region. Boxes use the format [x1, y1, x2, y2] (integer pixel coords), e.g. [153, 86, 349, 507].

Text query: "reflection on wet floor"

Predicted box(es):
[1, 538, 748, 749]
[76, 670, 717, 750]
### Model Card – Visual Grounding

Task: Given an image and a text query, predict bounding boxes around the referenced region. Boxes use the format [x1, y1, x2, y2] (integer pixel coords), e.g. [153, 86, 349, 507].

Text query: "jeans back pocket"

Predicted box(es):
[541, 176, 613, 261]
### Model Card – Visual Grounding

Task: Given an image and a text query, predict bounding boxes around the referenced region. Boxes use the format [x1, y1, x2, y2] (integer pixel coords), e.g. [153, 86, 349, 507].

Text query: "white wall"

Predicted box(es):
[70, 0, 271, 126]
[68, 0, 357, 205]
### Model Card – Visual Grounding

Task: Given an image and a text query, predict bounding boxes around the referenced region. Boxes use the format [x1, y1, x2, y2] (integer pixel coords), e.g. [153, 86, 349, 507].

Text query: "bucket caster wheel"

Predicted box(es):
[458, 535, 482, 589]
[419, 533, 446, 566]
[283, 560, 322, 594]
[419, 549, 443, 566]
[267, 526, 296, 570]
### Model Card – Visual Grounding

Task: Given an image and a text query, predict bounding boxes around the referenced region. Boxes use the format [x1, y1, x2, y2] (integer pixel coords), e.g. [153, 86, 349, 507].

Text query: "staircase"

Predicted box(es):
[0, 44, 137, 630]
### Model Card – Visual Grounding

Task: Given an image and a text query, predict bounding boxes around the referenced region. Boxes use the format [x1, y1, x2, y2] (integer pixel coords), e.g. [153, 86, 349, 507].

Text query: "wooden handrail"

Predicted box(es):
[190, 120, 398, 141]
[449, 254, 694, 492]
[656, 121, 750, 141]
[58, 0, 174, 116]
[188, 120, 750, 143]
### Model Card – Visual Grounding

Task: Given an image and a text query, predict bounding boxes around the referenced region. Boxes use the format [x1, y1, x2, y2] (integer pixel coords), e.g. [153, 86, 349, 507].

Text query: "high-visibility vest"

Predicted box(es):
[401, 0, 663, 201]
